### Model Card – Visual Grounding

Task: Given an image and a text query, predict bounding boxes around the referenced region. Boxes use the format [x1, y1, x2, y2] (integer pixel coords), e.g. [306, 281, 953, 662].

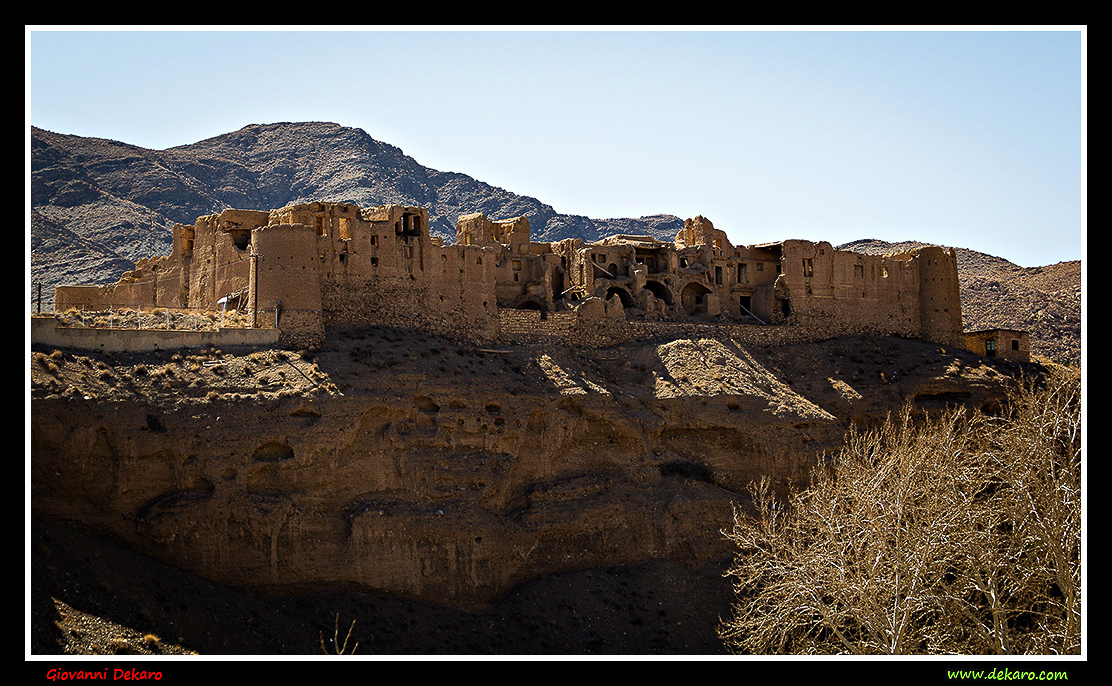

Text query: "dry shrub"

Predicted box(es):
[719, 369, 1081, 655]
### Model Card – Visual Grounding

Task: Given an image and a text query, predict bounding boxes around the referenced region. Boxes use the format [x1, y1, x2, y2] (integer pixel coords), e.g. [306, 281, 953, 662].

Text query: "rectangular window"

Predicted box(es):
[854, 264, 864, 278]
[715, 266, 723, 285]
[802, 258, 813, 277]
[1011, 339, 1019, 351]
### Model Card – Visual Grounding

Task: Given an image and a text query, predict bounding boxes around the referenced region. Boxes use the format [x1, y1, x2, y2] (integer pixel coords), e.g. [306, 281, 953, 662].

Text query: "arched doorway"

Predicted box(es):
[605, 286, 635, 308]
[681, 282, 712, 315]
[644, 280, 673, 305]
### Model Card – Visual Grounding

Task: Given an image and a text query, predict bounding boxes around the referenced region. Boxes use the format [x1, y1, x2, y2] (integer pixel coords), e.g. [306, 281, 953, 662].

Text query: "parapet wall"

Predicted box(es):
[30, 316, 279, 353]
[498, 304, 936, 350]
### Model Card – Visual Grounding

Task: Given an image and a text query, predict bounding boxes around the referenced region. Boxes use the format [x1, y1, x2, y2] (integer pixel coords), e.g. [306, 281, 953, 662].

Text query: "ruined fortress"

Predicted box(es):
[53, 201, 967, 351]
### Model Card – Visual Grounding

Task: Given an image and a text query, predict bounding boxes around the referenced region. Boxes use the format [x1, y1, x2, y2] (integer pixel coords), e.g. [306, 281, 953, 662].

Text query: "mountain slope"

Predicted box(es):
[30, 122, 682, 300]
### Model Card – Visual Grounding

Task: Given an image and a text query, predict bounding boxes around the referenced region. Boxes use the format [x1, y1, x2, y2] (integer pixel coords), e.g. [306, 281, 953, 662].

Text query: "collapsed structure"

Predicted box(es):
[54, 201, 969, 351]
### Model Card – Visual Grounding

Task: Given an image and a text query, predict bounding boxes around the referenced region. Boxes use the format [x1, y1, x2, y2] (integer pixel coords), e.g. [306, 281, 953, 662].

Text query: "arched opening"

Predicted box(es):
[681, 282, 712, 316]
[644, 280, 673, 305]
[606, 286, 635, 308]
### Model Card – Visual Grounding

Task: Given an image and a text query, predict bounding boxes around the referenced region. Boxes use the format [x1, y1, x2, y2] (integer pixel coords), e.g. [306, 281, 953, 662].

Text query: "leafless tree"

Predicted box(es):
[719, 369, 1081, 655]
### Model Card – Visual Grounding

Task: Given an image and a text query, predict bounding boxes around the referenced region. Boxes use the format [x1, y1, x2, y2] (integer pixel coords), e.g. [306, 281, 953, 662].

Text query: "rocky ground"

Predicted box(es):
[29, 325, 1053, 660]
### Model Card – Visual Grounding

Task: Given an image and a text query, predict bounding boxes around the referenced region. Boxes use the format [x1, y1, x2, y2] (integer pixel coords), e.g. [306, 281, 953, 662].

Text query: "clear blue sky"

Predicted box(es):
[26, 27, 1085, 268]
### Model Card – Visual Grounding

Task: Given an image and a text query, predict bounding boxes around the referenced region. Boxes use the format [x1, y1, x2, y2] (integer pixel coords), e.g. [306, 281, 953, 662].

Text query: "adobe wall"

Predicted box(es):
[30, 315, 279, 352]
[54, 253, 187, 313]
[270, 203, 501, 342]
[771, 241, 965, 346]
[498, 297, 630, 348]
[965, 329, 1030, 363]
[187, 209, 269, 311]
[320, 243, 500, 342]
[457, 213, 531, 251]
[915, 246, 965, 347]
[250, 223, 325, 349]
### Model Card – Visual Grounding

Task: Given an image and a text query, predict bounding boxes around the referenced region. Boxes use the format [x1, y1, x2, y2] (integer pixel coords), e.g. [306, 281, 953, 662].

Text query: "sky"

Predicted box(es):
[26, 26, 1086, 268]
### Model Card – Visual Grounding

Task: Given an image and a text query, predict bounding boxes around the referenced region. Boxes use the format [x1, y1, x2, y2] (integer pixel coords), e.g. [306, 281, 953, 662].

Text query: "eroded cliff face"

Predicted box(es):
[30, 328, 1020, 609]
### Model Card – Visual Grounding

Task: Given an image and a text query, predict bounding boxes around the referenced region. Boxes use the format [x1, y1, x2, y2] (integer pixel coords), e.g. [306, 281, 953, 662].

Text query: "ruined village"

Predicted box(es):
[38, 200, 1028, 362]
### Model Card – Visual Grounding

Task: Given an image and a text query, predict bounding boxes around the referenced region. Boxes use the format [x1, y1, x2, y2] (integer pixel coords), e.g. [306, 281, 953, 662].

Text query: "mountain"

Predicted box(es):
[840, 239, 1082, 365]
[29, 122, 683, 295]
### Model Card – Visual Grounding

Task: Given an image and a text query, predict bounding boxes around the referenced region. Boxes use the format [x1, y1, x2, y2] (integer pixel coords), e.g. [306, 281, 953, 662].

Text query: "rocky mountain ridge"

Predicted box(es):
[30, 122, 683, 291]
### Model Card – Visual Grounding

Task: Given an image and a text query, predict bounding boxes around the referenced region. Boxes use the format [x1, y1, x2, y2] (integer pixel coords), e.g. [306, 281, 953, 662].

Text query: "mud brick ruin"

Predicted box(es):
[54, 201, 973, 353]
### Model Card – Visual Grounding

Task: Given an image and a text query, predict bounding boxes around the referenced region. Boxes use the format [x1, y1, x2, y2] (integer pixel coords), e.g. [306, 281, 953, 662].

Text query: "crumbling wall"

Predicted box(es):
[916, 246, 965, 347]
[250, 223, 325, 348]
[186, 209, 269, 311]
[319, 240, 500, 342]
[674, 215, 731, 251]
[456, 213, 531, 250]
[774, 240, 922, 340]
[498, 298, 631, 348]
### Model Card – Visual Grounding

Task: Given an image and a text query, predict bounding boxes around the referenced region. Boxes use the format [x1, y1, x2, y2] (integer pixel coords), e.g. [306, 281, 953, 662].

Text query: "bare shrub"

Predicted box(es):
[719, 369, 1081, 655]
[320, 613, 359, 655]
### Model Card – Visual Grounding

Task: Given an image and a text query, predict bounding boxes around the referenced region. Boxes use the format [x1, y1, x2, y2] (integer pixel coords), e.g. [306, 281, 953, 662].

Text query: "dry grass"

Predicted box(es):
[53, 306, 258, 332]
[719, 368, 1081, 655]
